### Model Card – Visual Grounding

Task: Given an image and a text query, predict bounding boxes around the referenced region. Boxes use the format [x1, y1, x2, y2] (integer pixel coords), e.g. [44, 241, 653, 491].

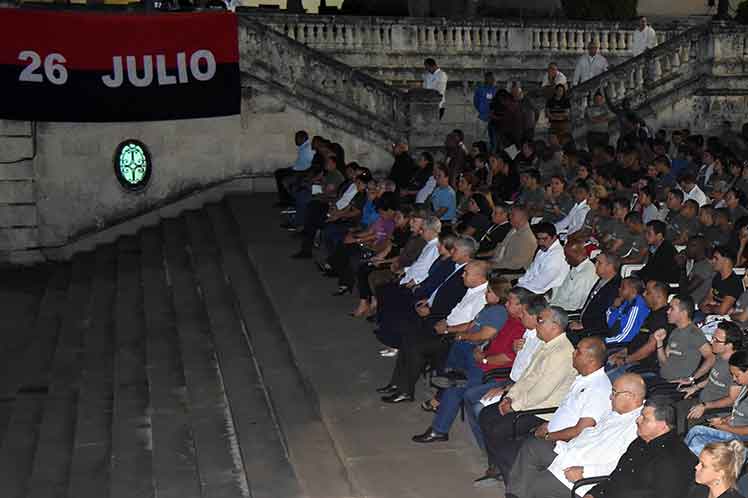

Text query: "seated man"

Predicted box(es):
[506, 373, 647, 498]
[473, 305, 579, 486]
[676, 321, 742, 435]
[582, 396, 697, 498]
[568, 252, 622, 337]
[604, 276, 650, 345]
[476, 203, 512, 257]
[517, 222, 570, 295]
[379, 259, 489, 403]
[548, 240, 598, 312]
[397, 216, 442, 288]
[555, 180, 591, 240]
[490, 204, 538, 274]
[411, 280, 526, 443]
[636, 220, 680, 285]
[654, 294, 716, 386]
[274, 130, 314, 206]
[374, 236, 473, 349]
[699, 244, 743, 318]
[607, 280, 671, 380]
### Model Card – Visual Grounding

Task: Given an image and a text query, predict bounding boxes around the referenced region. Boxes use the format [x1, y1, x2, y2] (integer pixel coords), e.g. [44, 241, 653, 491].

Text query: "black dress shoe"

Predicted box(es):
[412, 427, 449, 443]
[376, 383, 398, 394]
[291, 250, 312, 259]
[381, 392, 414, 403]
[332, 285, 352, 296]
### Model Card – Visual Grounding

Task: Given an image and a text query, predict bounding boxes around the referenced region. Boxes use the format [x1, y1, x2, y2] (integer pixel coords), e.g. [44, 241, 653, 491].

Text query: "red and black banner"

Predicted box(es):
[0, 9, 239, 122]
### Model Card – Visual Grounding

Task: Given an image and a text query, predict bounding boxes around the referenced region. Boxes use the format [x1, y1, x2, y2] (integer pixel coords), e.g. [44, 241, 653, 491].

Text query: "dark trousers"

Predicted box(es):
[507, 437, 558, 497]
[329, 243, 363, 288]
[299, 199, 330, 251]
[478, 405, 544, 478]
[274, 167, 296, 204]
[388, 323, 450, 396]
[357, 263, 376, 299]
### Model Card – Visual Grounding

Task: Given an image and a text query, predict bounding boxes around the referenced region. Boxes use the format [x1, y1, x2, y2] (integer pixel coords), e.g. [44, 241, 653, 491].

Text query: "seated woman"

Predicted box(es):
[685, 350, 748, 456]
[411, 279, 526, 444]
[690, 440, 746, 498]
[431, 163, 457, 227]
[546, 83, 571, 139]
[457, 193, 493, 240]
[327, 192, 399, 295]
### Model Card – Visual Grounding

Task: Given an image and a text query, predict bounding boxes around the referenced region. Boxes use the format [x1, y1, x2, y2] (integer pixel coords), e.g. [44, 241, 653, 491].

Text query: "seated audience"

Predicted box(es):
[412, 280, 525, 443]
[548, 240, 599, 312]
[474, 305, 578, 486]
[684, 236, 717, 305]
[431, 163, 457, 225]
[555, 180, 591, 239]
[516, 222, 570, 295]
[568, 252, 622, 337]
[490, 204, 538, 273]
[506, 373, 647, 498]
[700, 245, 743, 318]
[685, 350, 748, 454]
[583, 396, 698, 498]
[476, 203, 512, 256]
[274, 130, 314, 206]
[677, 321, 743, 435]
[605, 276, 650, 344]
[636, 220, 681, 284]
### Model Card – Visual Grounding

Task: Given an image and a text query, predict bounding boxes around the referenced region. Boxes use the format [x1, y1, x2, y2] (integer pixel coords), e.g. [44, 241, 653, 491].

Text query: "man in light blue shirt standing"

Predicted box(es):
[274, 130, 314, 206]
[473, 72, 497, 151]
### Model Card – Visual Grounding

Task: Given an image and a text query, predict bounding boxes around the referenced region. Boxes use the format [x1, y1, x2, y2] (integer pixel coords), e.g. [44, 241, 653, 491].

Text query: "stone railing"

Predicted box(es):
[568, 23, 713, 130]
[238, 17, 441, 146]
[239, 12, 691, 57]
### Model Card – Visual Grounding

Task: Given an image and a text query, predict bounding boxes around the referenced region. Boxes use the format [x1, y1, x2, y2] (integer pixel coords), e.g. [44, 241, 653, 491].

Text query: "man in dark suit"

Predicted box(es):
[636, 220, 680, 285]
[568, 251, 622, 342]
[376, 237, 479, 403]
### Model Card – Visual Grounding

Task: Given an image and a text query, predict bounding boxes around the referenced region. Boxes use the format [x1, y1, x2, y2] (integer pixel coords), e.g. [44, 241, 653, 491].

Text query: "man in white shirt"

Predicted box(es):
[400, 216, 442, 286]
[541, 62, 568, 91]
[572, 41, 609, 86]
[632, 16, 657, 57]
[518, 222, 570, 295]
[549, 241, 598, 312]
[507, 373, 646, 498]
[679, 173, 708, 207]
[423, 57, 448, 120]
[555, 182, 591, 239]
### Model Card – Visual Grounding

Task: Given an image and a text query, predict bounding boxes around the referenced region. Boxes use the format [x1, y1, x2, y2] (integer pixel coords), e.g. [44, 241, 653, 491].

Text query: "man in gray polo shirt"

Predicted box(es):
[654, 295, 715, 385]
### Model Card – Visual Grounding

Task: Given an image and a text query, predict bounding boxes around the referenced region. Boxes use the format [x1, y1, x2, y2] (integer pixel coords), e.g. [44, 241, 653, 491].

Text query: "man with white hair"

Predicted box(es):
[572, 41, 609, 86]
[632, 17, 657, 57]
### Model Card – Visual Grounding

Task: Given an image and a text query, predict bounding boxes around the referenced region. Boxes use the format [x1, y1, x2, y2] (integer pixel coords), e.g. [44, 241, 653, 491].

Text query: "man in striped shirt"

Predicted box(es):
[605, 276, 650, 345]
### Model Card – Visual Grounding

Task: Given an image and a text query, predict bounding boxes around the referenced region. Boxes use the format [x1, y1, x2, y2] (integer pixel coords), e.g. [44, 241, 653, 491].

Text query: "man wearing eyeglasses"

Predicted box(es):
[506, 373, 646, 498]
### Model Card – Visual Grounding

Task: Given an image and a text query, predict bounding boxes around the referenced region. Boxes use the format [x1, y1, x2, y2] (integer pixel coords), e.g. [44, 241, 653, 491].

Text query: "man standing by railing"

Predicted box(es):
[632, 16, 657, 57]
[423, 58, 448, 120]
[572, 41, 608, 87]
[473, 72, 498, 151]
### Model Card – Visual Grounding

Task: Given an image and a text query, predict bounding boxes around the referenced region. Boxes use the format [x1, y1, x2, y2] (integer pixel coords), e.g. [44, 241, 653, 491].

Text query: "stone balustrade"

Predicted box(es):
[240, 11, 688, 57]
[238, 17, 442, 146]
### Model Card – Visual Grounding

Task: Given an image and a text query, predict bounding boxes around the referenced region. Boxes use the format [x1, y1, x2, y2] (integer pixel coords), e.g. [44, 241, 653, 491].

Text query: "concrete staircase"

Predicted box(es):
[0, 197, 353, 498]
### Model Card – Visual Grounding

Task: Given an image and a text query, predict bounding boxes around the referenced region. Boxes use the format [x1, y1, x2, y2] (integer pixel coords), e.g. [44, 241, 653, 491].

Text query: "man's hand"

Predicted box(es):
[405, 280, 416, 288]
[569, 321, 584, 331]
[434, 320, 448, 335]
[670, 377, 693, 387]
[416, 304, 431, 317]
[681, 385, 700, 400]
[653, 328, 667, 343]
[473, 349, 485, 363]
[688, 402, 706, 419]
[498, 397, 514, 416]
[612, 296, 624, 308]
[513, 338, 526, 352]
[482, 386, 507, 401]
[564, 467, 584, 483]
[533, 423, 549, 439]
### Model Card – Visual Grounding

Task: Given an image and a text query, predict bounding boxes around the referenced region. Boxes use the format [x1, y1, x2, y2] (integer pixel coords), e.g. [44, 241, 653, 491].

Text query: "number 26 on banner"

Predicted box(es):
[18, 51, 68, 85]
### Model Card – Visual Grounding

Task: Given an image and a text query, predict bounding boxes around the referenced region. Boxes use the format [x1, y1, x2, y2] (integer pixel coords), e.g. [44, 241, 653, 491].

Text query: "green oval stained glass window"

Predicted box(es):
[114, 140, 151, 191]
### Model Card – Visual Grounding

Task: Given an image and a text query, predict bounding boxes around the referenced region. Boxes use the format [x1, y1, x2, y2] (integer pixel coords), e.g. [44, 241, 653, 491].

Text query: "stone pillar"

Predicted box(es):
[404, 88, 442, 148]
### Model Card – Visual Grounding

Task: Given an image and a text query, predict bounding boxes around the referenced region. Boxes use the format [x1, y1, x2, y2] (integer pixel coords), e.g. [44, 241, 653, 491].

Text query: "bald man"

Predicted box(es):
[549, 241, 598, 312]
[507, 373, 647, 498]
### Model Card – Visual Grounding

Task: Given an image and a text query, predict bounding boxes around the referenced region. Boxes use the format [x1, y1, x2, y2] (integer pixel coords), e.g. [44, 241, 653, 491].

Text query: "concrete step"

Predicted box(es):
[210, 200, 351, 498]
[0, 162, 34, 181]
[0, 227, 39, 251]
[0, 205, 37, 228]
[110, 237, 154, 498]
[26, 253, 94, 498]
[68, 245, 117, 498]
[0, 120, 32, 136]
[0, 395, 45, 498]
[0, 136, 33, 163]
[139, 227, 202, 498]
[0, 181, 34, 204]
[162, 217, 251, 498]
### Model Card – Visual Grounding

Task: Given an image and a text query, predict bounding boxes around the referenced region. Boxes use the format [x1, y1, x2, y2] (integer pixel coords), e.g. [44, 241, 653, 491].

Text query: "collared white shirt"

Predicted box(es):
[427, 262, 466, 306]
[549, 258, 598, 312]
[335, 182, 358, 210]
[555, 199, 591, 238]
[573, 54, 609, 86]
[541, 71, 568, 88]
[400, 237, 440, 285]
[517, 239, 570, 294]
[416, 176, 436, 204]
[423, 68, 448, 108]
[681, 184, 708, 207]
[547, 367, 612, 432]
[510, 329, 541, 382]
[446, 282, 488, 326]
[548, 407, 643, 494]
[632, 26, 657, 56]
